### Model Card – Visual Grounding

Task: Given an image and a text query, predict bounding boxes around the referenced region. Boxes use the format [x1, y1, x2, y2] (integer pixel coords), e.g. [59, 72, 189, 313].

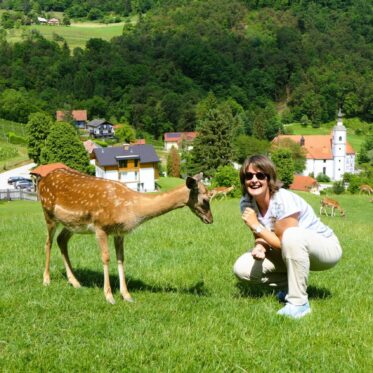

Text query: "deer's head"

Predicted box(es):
[186, 173, 213, 224]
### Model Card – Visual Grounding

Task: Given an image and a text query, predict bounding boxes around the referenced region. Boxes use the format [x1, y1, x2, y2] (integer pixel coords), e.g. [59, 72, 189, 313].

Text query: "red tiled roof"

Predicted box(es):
[56, 110, 87, 122]
[83, 140, 99, 154]
[164, 132, 198, 142]
[273, 134, 355, 159]
[30, 163, 70, 177]
[289, 175, 319, 192]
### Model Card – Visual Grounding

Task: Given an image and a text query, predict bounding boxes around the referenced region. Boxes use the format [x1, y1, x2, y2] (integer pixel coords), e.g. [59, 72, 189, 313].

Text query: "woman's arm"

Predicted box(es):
[242, 208, 299, 251]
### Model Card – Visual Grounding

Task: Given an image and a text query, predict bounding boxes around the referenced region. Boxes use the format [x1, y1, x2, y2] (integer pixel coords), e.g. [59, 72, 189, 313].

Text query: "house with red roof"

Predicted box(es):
[56, 110, 88, 129]
[164, 132, 197, 151]
[290, 175, 319, 194]
[273, 110, 355, 181]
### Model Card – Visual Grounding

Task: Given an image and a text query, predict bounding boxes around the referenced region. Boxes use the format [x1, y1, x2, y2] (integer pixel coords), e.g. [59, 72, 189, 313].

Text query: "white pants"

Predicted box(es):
[233, 227, 342, 305]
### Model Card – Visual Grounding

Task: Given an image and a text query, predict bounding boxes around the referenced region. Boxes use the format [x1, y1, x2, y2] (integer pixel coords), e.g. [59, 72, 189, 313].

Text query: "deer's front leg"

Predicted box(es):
[114, 236, 133, 302]
[96, 228, 115, 304]
[43, 220, 57, 286]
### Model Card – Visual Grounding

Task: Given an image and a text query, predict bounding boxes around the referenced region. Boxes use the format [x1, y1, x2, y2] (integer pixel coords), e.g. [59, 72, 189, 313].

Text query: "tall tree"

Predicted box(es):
[271, 148, 294, 188]
[40, 121, 90, 173]
[189, 93, 235, 177]
[26, 112, 54, 164]
[167, 146, 181, 178]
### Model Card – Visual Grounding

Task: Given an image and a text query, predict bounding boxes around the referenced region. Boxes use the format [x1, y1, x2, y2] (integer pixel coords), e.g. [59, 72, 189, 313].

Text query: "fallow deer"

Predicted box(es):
[209, 186, 235, 201]
[359, 184, 373, 195]
[38, 168, 213, 304]
[320, 197, 345, 217]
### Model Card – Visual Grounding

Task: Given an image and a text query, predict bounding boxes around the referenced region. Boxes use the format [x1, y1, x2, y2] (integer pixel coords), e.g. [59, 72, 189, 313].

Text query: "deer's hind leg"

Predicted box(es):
[43, 218, 57, 286]
[57, 228, 81, 288]
[96, 228, 115, 304]
[114, 235, 133, 302]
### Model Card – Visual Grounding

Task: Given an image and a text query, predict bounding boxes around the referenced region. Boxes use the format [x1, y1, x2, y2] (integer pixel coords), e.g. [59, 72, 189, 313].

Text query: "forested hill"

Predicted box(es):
[0, 0, 372, 140]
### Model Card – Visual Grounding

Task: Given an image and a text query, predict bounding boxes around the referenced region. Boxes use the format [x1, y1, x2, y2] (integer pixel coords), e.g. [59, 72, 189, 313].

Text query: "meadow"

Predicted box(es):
[5, 21, 128, 50]
[0, 191, 372, 372]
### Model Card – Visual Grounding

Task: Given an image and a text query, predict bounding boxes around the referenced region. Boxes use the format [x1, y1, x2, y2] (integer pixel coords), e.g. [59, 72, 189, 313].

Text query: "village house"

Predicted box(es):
[86, 119, 115, 138]
[273, 110, 355, 181]
[93, 144, 160, 192]
[289, 175, 320, 194]
[164, 132, 198, 151]
[47, 18, 60, 25]
[56, 110, 88, 129]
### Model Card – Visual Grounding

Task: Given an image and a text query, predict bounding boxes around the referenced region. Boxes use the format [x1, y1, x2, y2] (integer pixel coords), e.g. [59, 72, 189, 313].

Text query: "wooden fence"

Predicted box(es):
[0, 189, 38, 201]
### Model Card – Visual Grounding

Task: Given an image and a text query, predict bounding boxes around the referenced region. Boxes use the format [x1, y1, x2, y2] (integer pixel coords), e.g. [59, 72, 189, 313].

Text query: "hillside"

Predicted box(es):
[0, 0, 371, 141]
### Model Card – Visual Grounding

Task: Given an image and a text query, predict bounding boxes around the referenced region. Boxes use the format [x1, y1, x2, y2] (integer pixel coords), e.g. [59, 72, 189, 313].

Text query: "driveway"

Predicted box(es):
[0, 162, 36, 189]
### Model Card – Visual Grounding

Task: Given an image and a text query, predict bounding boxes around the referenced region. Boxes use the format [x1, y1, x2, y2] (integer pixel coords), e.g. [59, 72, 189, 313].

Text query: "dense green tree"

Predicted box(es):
[188, 93, 235, 177]
[26, 112, 54, 164]
[271, 137, 306, 174]
[115, 122, 136, 143]
[233, 135, 270, 164]
[271, 148, 294, 188]
[40, 121, 90, 173]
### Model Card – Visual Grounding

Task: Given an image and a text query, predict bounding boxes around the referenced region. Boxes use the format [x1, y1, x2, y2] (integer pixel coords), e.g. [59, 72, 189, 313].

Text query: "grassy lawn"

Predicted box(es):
[0, 192, 372, 371]
[5, 22, 125, 50]
[0, 140, 30, 171]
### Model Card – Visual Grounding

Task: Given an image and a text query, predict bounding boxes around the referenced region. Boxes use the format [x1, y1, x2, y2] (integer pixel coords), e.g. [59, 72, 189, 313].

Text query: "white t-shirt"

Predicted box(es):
[240, 188, 333, 238]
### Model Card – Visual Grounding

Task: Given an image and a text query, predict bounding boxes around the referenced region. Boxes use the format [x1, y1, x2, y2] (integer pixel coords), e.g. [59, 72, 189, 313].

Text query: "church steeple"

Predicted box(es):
[332, 108, 346, 181]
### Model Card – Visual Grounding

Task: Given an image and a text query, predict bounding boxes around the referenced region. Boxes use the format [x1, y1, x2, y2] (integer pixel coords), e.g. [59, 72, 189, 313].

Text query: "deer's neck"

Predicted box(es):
[132, 185, 190, 222]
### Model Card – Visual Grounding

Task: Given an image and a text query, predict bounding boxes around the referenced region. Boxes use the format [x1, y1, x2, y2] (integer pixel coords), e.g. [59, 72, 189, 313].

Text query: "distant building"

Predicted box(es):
[93, 144, 160, 192]
[273, 110, 355, 181]
[83, 140, 102, 165]
[86, 119, 115, 138]
[56, 110, 88, 129]
[164, 132, 197, 151]
[37, 17, 47, 24]
[48, 18, 60, 25]
[289, 175, 320, 194]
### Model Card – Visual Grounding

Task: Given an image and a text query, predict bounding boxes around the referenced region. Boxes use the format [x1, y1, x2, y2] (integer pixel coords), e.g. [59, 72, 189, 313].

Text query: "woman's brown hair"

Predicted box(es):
[239, 155, 281, 197]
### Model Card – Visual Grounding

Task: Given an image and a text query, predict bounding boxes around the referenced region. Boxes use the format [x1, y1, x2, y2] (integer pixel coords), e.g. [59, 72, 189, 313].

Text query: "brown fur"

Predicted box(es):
[209, 186, 235, 201]
[359, 184, 373, 195]
[320, 197, 345, 217]
[38, 168, 213, 304]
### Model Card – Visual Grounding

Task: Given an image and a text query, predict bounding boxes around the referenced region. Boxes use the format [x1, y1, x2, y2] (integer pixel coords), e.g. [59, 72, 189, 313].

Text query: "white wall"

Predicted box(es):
[140, 168, 156, 192]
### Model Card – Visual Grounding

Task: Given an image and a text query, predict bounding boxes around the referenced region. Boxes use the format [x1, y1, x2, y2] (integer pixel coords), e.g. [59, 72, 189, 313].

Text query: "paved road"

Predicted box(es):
[0, 163, 36, 189]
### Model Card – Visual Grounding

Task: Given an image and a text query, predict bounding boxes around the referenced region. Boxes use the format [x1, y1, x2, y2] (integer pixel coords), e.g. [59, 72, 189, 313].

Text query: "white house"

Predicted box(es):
[93, 144, 160, 192]
[164, 132, 198, 151]
[274, 110, 355, 181]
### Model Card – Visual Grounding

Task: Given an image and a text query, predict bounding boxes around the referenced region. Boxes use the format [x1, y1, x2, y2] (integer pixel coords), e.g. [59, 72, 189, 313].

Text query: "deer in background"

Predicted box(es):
[209, 186, 235, 201]
[38, 168, 213, 304]
[359, 184, 373, 195]
[320, 197, 345, 217]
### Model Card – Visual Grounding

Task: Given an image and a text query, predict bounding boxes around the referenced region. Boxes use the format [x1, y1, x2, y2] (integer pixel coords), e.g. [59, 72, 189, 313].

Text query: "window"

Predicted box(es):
[118, 160, 128, 168]
[323, 160, 326, 163]
[339, 136, 342, 141]
[323, 167, 326, 174]
[134, 160, 139, 167]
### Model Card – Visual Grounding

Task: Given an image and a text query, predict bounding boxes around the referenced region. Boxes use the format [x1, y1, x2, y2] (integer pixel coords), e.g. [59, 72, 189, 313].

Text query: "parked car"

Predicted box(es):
[7, 176, 29, 185]
[14, 179, 33, 191]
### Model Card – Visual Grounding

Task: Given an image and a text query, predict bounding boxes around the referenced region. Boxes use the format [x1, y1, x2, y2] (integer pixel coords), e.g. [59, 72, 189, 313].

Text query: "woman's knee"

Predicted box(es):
[233, 253, 261, 283]
[281, 227, 307, 257]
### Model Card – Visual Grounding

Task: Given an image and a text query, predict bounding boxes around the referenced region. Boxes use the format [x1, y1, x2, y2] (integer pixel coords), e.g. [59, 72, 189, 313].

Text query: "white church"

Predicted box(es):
[274, 110, 355, 181]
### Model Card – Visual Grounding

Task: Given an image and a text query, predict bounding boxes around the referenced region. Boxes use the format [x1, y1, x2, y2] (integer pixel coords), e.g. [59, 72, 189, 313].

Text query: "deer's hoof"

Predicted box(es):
[43, 279, 50, 286]
[123, 296, 134, 303]
[106, 295, 116, 305]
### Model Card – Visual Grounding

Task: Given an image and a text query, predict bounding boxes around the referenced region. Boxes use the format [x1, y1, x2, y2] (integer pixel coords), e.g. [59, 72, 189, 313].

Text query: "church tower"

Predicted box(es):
[332, 108, 346, 181]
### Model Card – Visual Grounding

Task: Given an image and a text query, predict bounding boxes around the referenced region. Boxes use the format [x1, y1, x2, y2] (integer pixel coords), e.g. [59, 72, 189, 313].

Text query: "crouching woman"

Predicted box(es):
[233, 155, 342, 319]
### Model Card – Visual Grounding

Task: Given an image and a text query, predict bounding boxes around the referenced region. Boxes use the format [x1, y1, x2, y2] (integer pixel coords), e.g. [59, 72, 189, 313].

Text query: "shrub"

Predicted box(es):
[211, 165, 241, 197]
[332, 181, 345, 194]
[316, 173, 330, 182]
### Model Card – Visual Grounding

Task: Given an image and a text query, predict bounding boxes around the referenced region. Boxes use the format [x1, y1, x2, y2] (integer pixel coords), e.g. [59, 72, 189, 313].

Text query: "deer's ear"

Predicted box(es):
[192, 172, 203, 182]
[186, 176, 197, 190]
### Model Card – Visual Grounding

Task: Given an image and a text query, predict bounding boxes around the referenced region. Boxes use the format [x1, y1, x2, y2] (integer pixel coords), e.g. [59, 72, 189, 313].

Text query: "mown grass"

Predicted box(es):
[0, 193, 372, 372]
[6, 22, 125, 50]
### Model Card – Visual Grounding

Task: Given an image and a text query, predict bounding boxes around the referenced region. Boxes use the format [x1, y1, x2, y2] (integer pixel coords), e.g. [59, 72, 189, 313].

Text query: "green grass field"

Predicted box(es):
[5, 22, 126, 50]
[1, 192, 372, 371]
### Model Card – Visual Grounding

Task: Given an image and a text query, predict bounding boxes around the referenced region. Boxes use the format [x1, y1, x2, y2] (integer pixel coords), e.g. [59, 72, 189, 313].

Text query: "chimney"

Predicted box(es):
[300, 136, 305, 146]
[123, 144, 130, 151]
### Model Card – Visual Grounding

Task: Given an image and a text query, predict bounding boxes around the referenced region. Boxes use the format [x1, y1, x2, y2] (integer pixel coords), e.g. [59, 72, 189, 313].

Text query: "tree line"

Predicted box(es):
[0, 0, 371, 141]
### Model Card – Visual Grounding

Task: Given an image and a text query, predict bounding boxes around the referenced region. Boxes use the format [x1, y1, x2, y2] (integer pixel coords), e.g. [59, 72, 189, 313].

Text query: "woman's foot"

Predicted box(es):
[277, 302, 311, 319]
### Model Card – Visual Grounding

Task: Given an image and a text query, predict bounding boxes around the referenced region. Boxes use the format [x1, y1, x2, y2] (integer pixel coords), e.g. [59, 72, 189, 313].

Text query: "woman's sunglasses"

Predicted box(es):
[245, 172, 268, 181]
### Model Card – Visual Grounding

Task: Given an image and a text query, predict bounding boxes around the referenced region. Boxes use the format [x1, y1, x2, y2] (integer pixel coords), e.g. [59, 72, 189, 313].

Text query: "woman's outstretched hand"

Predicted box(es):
[251, 245, 266, 260]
